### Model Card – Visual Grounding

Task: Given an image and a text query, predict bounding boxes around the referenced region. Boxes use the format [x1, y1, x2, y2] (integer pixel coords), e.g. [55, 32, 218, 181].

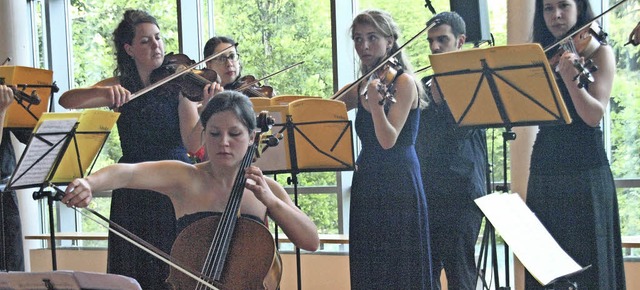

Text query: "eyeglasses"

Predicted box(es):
[211, 53, 240, 64]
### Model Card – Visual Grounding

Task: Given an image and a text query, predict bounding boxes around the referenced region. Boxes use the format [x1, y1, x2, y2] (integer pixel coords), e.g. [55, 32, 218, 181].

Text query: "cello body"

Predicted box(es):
[166, 215, 282, 290]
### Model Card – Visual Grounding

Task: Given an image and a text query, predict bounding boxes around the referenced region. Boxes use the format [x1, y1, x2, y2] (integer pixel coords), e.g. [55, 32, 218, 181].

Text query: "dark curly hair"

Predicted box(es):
[112, 9, 159, 92]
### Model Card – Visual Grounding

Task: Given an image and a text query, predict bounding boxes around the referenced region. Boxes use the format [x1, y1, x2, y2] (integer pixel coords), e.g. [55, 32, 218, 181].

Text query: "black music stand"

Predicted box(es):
[5, 111, 117, 270]
[429, 43, 572, 290]
[253, 99, 355, 290]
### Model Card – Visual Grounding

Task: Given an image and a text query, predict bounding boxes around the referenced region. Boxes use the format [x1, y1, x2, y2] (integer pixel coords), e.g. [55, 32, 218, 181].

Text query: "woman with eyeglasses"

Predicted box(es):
[58, 10, 222, 289]
[204, 36, 243, 89]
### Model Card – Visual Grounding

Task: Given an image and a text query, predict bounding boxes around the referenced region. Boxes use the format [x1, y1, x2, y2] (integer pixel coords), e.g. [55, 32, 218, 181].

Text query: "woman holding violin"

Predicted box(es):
[58, 10, 221, 290]
[204, 36, 274, 98]
[61, 91, 320, 288]
[334, 9, 432, 289]
[526, 0, 624, 289]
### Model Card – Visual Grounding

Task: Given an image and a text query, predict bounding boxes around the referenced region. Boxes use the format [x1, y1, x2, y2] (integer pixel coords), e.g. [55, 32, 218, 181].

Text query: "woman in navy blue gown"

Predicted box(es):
[335, 9, 433, 290]
[59, 10, 220, 289]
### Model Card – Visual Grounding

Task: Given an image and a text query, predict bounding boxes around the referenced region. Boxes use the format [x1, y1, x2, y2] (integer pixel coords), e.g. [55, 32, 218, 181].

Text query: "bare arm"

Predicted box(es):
[244, 166, 320, 251]
[365, 74, 417, 149]
[61, 161, 194, 207]
[58, 77, 131, 109]
[179, 83, 222, 153]
[556, 45, 615, 127]
[334, 82, 361, 111]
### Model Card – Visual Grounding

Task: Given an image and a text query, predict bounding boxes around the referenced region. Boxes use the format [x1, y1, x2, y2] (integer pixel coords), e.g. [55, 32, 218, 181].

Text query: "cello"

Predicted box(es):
[166, 112, 282, 290]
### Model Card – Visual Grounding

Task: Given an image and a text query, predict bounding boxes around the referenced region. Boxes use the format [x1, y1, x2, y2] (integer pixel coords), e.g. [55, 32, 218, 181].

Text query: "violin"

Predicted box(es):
[331, 19, 441, 101]
[227, 61, 304, 98]
[149, 53, 222, 102]
[362, 57, 401, 106]
[166, 112, 282, 290]
[229, 75, 275, 98]
[548, 22, 607, 89]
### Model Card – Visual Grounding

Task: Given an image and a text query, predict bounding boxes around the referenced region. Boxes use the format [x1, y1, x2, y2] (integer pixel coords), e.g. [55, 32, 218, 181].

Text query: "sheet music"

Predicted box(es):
[8, 119, 77, 188]
[475, 193, 583, 286]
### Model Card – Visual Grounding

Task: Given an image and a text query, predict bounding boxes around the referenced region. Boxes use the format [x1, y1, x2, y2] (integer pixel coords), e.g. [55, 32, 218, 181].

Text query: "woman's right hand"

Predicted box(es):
[0, 85, 13, 113]
[61, 178, 94, 208]
[101, 85, 131, 108]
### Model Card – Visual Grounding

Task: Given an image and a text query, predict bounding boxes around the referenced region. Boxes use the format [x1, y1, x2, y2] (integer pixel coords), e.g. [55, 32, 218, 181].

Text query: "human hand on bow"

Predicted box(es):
[0, 85, 13, 113]
[61, 178, 94, 208]
[101, 84, 131, 108]
[628, 21, 640, 46]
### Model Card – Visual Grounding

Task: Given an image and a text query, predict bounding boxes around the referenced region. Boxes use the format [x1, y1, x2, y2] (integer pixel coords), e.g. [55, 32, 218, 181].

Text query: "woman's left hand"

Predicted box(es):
[365, 78, 384, 106]
[556, 51, 583, 82]
[198, 82, 223, 114]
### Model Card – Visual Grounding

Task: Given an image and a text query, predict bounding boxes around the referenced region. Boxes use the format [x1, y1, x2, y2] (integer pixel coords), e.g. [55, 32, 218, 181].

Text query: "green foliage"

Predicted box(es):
[66, 0, 640, 246]
[212, 0, 333, 97]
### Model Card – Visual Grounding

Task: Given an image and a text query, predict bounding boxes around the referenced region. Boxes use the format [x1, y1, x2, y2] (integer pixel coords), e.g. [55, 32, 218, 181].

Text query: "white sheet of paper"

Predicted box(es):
[474, 193, 584, 286]
[8, 119, 77, 188]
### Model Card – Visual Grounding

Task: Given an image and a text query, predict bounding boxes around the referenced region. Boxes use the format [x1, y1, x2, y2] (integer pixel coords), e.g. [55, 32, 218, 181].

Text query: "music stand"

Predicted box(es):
[429, 43, 572, 290]
[252, 98, 355, 290]
[0, 270, 141, 290]
[0, 66, 57, 129]
[5, 110, 119, 270]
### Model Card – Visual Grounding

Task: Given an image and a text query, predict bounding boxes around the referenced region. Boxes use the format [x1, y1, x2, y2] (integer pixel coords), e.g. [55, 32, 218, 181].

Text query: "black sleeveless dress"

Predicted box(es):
[525, 79, 625, 289]
[107, 90, 190, 290]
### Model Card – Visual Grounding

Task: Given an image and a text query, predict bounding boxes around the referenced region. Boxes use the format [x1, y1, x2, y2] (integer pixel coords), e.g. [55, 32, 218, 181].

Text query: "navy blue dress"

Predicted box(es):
[349, 96, 433, 289]
[107, 89, 190, 290]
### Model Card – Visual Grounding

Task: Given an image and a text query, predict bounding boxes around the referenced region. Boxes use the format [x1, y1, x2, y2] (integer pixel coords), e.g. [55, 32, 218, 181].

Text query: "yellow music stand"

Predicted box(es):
[0, 66, 56, 128]
[5, 109, 118, 271]
[429, 43, 571, 128]
[252, 98, 355, 174]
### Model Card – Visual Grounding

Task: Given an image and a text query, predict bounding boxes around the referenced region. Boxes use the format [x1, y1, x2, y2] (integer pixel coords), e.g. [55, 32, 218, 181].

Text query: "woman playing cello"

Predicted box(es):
[62, 91, 320, 288]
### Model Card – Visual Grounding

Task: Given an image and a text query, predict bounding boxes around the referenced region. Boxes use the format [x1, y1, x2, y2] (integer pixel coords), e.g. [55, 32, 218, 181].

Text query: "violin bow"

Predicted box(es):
[414, 65, 432, 75]
[543, 0, 629, 53]
[129, 44, 237, 101]
[330, 19, 440, 100]
[234, 61, 305, 93]
[51, 185, 220, 290]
